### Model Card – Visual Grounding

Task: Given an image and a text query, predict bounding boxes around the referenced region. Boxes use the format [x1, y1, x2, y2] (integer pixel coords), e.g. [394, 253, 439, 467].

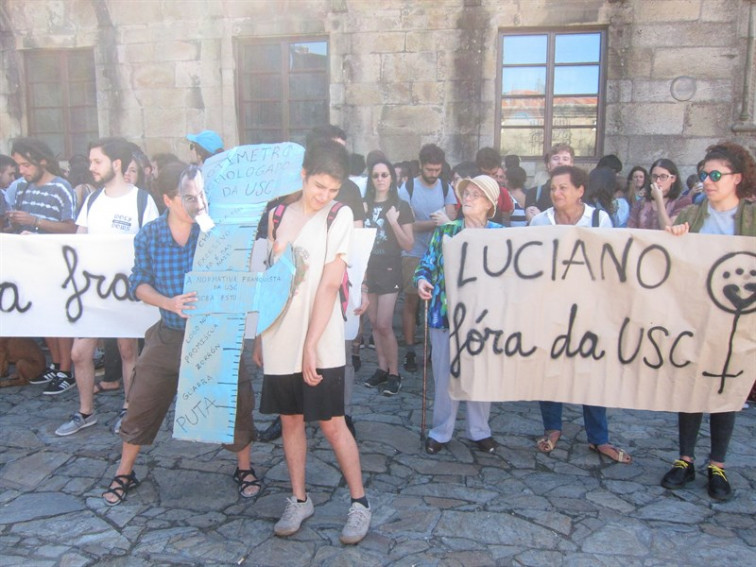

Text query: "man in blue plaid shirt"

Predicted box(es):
[102, 163, 260, 506]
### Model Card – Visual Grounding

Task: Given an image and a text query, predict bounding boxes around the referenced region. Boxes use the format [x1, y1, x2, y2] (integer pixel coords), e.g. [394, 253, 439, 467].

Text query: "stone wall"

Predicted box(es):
[0, 0, 753, 179]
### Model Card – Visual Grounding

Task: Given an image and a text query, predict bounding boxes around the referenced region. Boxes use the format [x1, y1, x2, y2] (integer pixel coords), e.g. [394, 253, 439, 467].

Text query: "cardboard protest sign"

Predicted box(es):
[443, 226, 755, 413]
[345, 228, 376, 340]
[0, 234, 158, 337]
[174, 143, 303, 444]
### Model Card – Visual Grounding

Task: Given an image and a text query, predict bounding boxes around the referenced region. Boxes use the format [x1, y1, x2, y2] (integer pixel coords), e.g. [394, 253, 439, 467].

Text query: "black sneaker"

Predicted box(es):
[403, 351, 418, 373]
[364, 368, 388, 388]
[29, 365, 57, 385]
[367, 337, 376, 350]
[707, 464, 733, 501]
[383, 374, 402, 396]
[661, 459, 695, 489]
[42, 372, 76, 396]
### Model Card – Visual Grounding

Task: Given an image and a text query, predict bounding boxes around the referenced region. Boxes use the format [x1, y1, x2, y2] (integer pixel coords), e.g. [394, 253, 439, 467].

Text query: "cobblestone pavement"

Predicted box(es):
[1, 342, 754, 566]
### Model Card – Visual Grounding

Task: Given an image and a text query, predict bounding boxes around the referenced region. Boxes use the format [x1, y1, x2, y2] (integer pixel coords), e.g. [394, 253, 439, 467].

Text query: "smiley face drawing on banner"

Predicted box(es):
[704, 251, 756, 394]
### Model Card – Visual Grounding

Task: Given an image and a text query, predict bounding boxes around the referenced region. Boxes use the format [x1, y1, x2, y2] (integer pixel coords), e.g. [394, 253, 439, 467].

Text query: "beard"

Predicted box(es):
[25, 166, 44, 184]
[95, 165, 116, 185]
[421, 173, 438, 186]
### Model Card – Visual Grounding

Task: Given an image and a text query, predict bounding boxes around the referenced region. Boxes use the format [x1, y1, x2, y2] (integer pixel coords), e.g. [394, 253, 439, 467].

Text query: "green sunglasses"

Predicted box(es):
[698, 170, 737, 182]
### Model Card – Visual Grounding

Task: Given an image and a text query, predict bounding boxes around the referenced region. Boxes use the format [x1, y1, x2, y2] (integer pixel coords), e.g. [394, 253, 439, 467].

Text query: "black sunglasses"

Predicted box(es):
[698, 170, 737, 182]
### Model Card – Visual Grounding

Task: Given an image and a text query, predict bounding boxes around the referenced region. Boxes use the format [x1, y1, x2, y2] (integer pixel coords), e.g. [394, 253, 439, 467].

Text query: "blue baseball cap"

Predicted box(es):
[186, 130, 224, 154]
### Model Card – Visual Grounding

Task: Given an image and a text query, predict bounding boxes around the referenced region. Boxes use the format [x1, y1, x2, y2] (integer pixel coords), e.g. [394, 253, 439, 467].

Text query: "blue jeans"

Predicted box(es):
[539, 402, 609, 446]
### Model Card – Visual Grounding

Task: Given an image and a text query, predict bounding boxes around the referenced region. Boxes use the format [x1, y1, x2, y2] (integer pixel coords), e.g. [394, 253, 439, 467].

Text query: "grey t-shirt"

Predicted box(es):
[699, 203, 736, 235]
[398, 177, 457, 257]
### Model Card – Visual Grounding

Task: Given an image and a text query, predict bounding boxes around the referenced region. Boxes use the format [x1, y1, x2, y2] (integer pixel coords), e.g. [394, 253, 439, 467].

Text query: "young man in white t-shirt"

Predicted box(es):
[56, 137, 159, 437]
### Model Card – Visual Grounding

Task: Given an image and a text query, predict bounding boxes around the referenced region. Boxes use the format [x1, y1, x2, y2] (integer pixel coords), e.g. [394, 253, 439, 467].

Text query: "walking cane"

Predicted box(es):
[420, 299, 429, 444]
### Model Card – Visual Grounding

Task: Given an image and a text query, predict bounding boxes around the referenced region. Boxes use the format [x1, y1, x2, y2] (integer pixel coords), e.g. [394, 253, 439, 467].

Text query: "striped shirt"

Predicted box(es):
[129, 211, 200, 330]
[13, 177, 76, 232]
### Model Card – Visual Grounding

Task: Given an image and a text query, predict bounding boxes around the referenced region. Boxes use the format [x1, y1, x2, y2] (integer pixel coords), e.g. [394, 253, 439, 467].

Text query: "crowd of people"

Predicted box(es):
[1, 127, 755, 545]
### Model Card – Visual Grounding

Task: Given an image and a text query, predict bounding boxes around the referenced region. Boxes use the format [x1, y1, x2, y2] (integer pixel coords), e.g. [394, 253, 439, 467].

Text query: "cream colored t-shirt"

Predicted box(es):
[262, 202, 353, 374]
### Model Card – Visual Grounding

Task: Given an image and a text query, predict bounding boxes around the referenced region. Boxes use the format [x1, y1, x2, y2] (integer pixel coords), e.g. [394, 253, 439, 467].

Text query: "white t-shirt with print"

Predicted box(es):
[76, 186, 159, 235]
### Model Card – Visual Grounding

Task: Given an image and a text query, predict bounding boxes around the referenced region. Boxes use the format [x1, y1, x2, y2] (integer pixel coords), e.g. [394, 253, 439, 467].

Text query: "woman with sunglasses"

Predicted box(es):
[661, 141, 756, 501]
[627, 158, 692, 230]
[362, 159, 414, 396]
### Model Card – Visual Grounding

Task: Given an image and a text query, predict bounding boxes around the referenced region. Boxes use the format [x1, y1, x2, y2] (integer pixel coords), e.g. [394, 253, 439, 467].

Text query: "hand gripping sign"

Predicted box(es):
[173, 143, 304, 443]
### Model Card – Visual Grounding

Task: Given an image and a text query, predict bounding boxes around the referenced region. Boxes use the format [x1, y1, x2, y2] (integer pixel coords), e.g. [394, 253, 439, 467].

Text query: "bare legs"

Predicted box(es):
[281, 413, 365, 501]
[367, 292, 399, 375]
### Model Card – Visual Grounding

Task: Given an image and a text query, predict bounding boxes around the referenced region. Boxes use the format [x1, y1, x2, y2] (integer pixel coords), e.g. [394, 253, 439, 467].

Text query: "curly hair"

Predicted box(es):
[704, 142, 756, 199]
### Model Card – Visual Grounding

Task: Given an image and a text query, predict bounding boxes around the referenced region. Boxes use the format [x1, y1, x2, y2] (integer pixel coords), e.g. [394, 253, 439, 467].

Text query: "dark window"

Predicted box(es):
[237, 38, 329, 146]
[496, 30, 605, 159]
[25, 49, 99, 158]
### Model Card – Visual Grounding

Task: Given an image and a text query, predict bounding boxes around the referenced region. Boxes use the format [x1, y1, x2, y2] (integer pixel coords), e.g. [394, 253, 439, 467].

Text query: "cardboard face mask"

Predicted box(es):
[180, 167, 214, 231]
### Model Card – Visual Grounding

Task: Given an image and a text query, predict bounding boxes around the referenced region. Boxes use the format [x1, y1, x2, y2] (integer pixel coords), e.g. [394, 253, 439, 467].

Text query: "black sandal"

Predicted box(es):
[102, 471, 140, 506]
[233, 467, 262, 499]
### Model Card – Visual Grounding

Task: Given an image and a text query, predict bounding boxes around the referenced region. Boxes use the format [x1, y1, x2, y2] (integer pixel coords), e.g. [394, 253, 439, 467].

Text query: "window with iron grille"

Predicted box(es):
[237, 38, 329, 146]
[25, 49, 99, 159]
[496, 30, 606, 159]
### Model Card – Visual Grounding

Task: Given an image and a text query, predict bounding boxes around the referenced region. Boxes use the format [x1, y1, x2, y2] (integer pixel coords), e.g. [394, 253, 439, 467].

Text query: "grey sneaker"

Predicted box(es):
[340, 501, 372, 545]
[382, 374, 402, 396]
[43, 372, 76, 395]
[364, 368, 388, 388]
[55, 412, 97, 436]
[274, 495, 314, 537]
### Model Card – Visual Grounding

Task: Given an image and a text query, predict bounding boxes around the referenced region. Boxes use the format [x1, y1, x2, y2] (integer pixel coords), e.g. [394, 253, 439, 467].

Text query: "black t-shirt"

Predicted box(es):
[364, 199, 414, 257]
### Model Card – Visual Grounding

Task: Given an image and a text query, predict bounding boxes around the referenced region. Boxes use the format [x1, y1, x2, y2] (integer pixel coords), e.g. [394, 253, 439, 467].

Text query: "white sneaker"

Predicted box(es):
[274, 495, 314, 537]
[340, 501, 371, 545]
[55, 412, 97, 436]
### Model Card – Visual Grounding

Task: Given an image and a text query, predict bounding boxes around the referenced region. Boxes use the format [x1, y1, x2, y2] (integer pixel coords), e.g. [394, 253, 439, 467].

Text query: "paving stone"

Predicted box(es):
[585, 488, 636, 513]
[1, 346, 754, 565]
[435, 510, 561, 548]
[633, 499, 712, 524]
[0, 451, 71, 489]
[516, 509, 573, 536]
[581, 521, 651, 556]
[401, 481, 499, 503]
[0, 492, 84, 523]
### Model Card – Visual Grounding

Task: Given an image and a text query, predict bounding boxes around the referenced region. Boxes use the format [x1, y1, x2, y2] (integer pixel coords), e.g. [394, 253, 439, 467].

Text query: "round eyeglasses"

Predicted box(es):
[698, 170, 737, 183]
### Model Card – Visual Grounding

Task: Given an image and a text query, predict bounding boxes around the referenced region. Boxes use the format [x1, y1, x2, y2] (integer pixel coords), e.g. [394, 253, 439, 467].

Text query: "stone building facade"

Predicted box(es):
[0, 0, 754, 179]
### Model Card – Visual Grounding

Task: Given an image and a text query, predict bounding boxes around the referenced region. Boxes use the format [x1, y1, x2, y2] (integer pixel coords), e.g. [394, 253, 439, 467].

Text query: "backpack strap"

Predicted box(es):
[271, 203, 287, 240]
[136, 187, 149, 228]
[326, 201, 350, 321]
[86, 187, 150, 228]
[405, 176, 448, 200]
[85, 187, 104, 220]
[326, 201, 345, 229]
[592, 207, 600, 227]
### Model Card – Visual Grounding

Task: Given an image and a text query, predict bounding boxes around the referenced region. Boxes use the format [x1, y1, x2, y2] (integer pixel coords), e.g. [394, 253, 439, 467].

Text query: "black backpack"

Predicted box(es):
[86, 187, 150, 229]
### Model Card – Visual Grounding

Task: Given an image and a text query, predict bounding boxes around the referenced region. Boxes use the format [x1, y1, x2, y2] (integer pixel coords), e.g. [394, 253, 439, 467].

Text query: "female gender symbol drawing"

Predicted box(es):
[704, 251, 756, 394]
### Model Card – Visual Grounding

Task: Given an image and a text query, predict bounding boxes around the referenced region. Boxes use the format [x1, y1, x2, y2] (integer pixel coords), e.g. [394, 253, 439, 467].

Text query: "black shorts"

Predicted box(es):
[365, 255, 402, 295]
[260, 367, 345, 422]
